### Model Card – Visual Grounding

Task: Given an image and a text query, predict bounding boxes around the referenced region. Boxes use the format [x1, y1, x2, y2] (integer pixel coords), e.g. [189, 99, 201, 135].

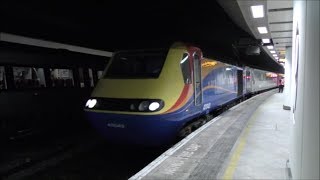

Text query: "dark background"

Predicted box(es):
[1, 0, 284, 73]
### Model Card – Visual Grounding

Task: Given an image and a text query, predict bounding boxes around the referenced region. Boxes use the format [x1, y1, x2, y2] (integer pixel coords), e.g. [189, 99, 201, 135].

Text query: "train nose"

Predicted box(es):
[85, 111, 180, 146]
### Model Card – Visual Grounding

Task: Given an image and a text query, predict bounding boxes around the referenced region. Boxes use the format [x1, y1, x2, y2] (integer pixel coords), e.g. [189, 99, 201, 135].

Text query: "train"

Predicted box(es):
[0, 41, 108, 142]
[84, 42, 278, 146]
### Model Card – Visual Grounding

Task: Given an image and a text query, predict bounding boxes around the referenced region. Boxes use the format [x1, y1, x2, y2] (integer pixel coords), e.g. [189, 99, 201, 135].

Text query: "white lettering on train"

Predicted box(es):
[203, 103, 211, 111]
[107, 123, 125, 128]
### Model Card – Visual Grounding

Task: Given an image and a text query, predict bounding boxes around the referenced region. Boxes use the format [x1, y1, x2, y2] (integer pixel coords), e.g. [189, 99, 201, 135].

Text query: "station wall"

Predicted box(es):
[290, 0, 319, 179]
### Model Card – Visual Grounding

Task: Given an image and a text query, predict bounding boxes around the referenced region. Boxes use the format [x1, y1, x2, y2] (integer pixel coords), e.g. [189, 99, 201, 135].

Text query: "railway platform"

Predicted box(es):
[130, 89, 291, 179]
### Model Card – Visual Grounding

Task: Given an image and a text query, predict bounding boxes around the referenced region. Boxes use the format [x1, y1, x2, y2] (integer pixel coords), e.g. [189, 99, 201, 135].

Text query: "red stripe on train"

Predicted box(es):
[165, 84, 190, 113]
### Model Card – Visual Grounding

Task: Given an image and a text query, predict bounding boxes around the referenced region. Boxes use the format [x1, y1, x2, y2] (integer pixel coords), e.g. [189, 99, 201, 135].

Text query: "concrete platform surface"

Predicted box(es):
[129, 90, 290, 180]
[219, 92, 290, 179]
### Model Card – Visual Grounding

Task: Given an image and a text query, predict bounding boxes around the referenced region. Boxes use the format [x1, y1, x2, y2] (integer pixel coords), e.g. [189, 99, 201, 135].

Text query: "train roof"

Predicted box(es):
[0, 41, 109, 67]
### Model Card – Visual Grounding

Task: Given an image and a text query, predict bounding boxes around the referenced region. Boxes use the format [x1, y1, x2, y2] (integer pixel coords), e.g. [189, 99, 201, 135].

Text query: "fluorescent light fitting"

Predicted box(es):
[257, 27, 268, 34]
[270, 50, 276, 53]
[251, 5, 264, 18]
[262, 39, 270, 43]
[267, 46, 274, 49]
[273, 54, 278, 57]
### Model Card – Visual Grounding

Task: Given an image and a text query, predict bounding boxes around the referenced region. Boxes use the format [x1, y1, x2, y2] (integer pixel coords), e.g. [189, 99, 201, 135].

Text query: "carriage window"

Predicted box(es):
[88, 68, 94, 87]
[180, 53, 192, 84]
[266, 72, 277, 80]
[50, 68, 74, 87]
[78, 68, 85, 88]
[246, 71, 251, 80]
[13, 67, 46, 89]
[97, 70, 104, 79]
[0, 66, 7, 90]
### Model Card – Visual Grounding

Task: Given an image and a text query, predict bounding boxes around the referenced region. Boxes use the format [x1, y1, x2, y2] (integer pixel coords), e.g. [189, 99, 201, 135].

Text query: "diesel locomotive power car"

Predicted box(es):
[84, 42, 278, 146]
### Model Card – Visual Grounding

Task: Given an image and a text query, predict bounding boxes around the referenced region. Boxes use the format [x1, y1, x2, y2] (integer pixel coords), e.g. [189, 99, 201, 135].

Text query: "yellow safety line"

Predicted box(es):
[222, 109, 259, 179]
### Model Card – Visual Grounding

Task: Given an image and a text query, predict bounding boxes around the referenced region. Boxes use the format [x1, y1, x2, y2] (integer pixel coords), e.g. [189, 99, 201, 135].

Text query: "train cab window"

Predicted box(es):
[97, 70, 104, 79]
[104, 50, 167, 78]
[180, 53, 192, 84]
[78, 68, 85, 88]
[0, 66, 7, 90]
[50, 68, 74, 88]
[13, 67, 46, 89]
[88, 68, 94, 87]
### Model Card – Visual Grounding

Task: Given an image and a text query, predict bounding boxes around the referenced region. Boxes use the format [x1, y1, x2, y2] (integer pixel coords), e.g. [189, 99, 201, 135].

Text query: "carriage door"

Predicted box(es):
[237, 69, 243, 96]
[193, 52, 202, 106]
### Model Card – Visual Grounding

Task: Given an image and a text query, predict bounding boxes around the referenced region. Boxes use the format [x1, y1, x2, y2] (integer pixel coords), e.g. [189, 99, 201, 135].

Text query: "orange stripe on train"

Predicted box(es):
[165, 84, 193, 113]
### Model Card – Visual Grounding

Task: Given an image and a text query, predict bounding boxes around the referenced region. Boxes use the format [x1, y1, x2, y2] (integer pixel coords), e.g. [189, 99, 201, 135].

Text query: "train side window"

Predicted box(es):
[50, 68, 74, 88]
[78, 68, 85, 88]
[246, 71, 251, 80]
[97, 70, 104, 79]
[13, 67, 46, 89]
[180, 53, 192, 84]
[88, 68, 94, 87]
[0, 66, 7, 90]
[260, 73, 264, 81]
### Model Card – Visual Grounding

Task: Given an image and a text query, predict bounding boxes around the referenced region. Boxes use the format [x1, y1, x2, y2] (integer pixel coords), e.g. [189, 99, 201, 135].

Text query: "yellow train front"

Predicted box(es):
[84, 42, 239, 146]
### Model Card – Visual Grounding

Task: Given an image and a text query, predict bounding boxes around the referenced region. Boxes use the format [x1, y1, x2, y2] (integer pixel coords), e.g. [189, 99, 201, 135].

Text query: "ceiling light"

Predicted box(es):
[273, 54, 278, 57]
[262, 39, 270, 43]
[270, 50, 276, 53]
[267, 46, 274, 49]
[257, 27, 268, 34]
[251, 5, 264, 18]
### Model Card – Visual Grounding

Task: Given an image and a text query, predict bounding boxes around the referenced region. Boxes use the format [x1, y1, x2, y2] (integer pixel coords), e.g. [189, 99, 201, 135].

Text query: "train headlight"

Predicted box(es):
[138, 101, 150, 111]
[85, 98, 164, 112]
[138, 100, 163, 112]
[149, 102, 160, 111]
[85, 99, 97, 108]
